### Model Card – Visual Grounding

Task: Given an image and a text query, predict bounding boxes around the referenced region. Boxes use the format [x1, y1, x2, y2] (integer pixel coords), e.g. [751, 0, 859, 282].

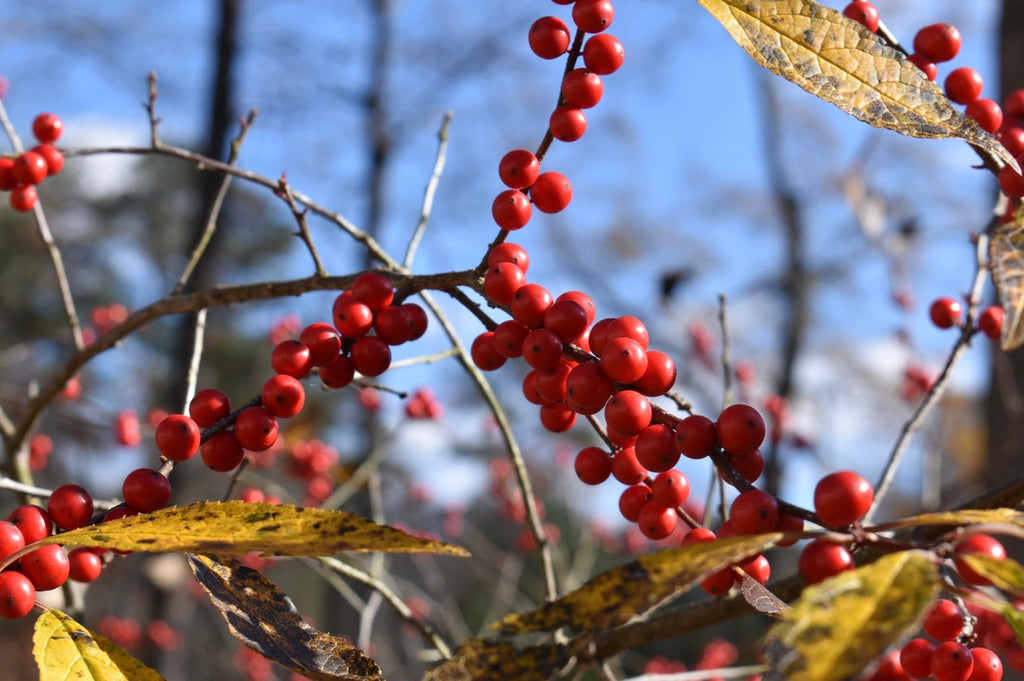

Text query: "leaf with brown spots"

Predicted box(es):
[46, 501, 469, 557]
[420, 638, 576, 681]
[762, 550, 938, 681]
[867, 507, 1024, 531]
[33, 608, 164, 681]
[990, 205, 1024, 351]
[695, 0, 1018, 170]
[493, 533, 780, 635]
[189, 554, 384, 681]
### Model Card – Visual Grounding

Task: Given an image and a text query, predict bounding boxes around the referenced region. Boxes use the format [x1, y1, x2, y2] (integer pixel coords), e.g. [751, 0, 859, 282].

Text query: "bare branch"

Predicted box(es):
[404, 111, 453, 269]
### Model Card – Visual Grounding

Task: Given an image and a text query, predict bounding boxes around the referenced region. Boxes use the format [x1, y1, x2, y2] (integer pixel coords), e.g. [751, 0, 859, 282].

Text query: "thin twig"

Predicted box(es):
[717, 293, 733, 407]
[173, 108, 259, 294]
[146, 71, 162, 147]
[404, 111, 452, 269]
[865, 232, 991, 523]
[181, 308, 208, 413]
[278, 176, 329, 277]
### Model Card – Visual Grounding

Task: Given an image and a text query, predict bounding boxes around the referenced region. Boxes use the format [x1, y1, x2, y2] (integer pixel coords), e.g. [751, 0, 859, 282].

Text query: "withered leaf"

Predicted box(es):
[989, 206, 1024, 351]
[189, 553, 384, 681]
[420, 638, 575, 681]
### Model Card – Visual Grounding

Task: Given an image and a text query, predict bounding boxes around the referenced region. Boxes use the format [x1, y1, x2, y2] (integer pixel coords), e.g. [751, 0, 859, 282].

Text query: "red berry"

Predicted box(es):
[21, 544, 69, 591]
[122, 468, 172, 513]
[715, 404, 766, 456]
[913, 23, 962, 63]
[233, 406, 279, 451]
[521, 328, 565, 370]
[0, 158, 15, 190]
[487, 242, 530, 273]
[493, 319, 530, 358]
[492, 189, 532, 230]
[572, 0, 614, 33]
[67, 548, 103, 583]
[966, 99, 1003, 134]
[556, 290, 596, 325]
[978, 306, 1004, 340]
[271, 339, 313, 378]
[724, 449, 765, 484]
[299, 322, 342, 366]
[498, 149, 540, 189]
[740, 553, 771, 585]
[633, 350, 677, 397]
[31, 144, 64, 176]
[0, 572, 36, 619]
[607, 315, 649, 348]
[953, 534, 1007, 586]
[484, 263, 526, 306]
[605, 390, 653, 437]
[320, 353, 355, 388]
[583, 34, 624, 75]
[635, 423, 680, 472]
[10, 185, 37, 212]
[32, 113, 63, 143]
[967, 648, 1002, 681]
[333, 296, 374, 338]
[7, 505, 52, 544]
[798, 539, 854, 584]
[924, 599, 964, 641]
[530, 171, 573, 213]
[471, 331, 507, 371]
[998, 164, 1024, 199]
[48, 484, 94, 531]
[931, 641, 974, 681]
[544, 299, 589, 343]
[600, 336, 648, 383]
[945, 67, 984, 105]
[618, 483, 652, 522]
[403, 303, 428, 340]
[155, 414, 201, 462]
[901, 638, 937, 679]
[574, 446, 612, 485]
[350, 272, 394, 311]
[529, 16, 571, 60]
[565, 361, 614, 414]
[0, 522, 24, 561]
[907, 54, 938, 81]
[511, 283, 554, 328]
[561, 69, 603, 109]
[997, 126, 1024, 158]
[611, 446, 647, 485]
[261, 374, 306, 418]
[701, 567, 736, 596]
[539, 401, 576, 432]
[1006, 89, 1024, 118]
[675, 414, 718, 459]
[730, 489, 780, 534]
[12, 151, 47, 185]
[200, 430, 246, 472]
[350, 335, 391, 376]
[535, 361, 572, 402]
[637, 500, 677, 540]
[188, 388, 230, 428]
[549, 106, 587, 142]
[929, 297, 963, 329]
[651, 469, 690, 508]
[843, 2, 880, 32]
[813, 470, 874, 527]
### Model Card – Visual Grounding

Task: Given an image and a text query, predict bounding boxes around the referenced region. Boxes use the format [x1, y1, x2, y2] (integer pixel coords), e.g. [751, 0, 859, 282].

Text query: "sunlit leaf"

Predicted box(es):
[189, 554, 384, 681]
[694, 0, 1017, 169]
[989, 206, 1024, 351]
[958, 554, 1024, 596]
[46, 501, 468, 557]
[33, 609, 161, 681]
[868, 508, 1024, 531]
[420, 638, 575, 681]
[763, 550, 938, 681]
[494, 533, 780, 635]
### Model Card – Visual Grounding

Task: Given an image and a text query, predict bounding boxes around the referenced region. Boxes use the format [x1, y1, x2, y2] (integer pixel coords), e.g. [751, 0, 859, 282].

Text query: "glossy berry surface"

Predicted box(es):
[350, 335, 392, 376]
[978, 306, 1004, 340]
[582, 34, 625, 75]
[842, 1, 879, 32]
[529, 16, 571, 60]
[270, 340, 313, 378]
[715, 404, 765, 456]
[574, 446, 612, 485]
[350, 271, 394, 311]
[901, 638, 936, 679]
[122, 468, 172, 513]
[998, 164, 1024, 199]
[730, 489, 780, 534]
[7, 505, 52, 544]
[155, 414, 201, 462]
[929, 296, 963, 329]
[233, 406, 279, 451]
[530, 172, 573, 213]
[675, 414, 718, 459]
[471, 331, 507, 371]
[549, 106, 587, 142]
[261, 374, 306, 418]
[798, 539, 853, 584]
[813, 470, 873, 527]
[299, 322, 342, 366]
[966, 98, 1003, 134]
[637, 500, 677, 540]
[200, 430, 246, 472]
[953, 533, 1006, 586]
[9, 185, 37, 212]
[21, 544, 70, 591]
[498, 149, 540, 190]
[923, 599, 963, 641]
[944, 67, 984, 105]
[572, 0, 614, 33]
[619, 484, 652, 522]
[0, 572, 36, 619]
[67, 547, 103, 583]
[931, 641, 973, 681]
[48, 484, 94, 531]
[13, 151, 48, 185]
[651, 469, 690, 507]
[487, 242, 530, 273]
[561, 69, 604, 109]
[32, 113, 63, 143]
[492, 189, 532, 230]
[188, 388, 231, 428]
[913, 23, 962, 63]
[967, 647, 1002, 681]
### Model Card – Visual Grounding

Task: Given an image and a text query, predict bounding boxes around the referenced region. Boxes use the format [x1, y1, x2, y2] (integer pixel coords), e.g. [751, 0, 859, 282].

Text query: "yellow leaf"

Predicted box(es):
[868, 508, 1024, 531]
[763, 550, 938, 681]
[494, 533, 780, 635]
[989, 206, 1024, 351]
[694, 0, 1017, 170]
[189, 554, 384, 681]
[33, 609, 162, 681]
[958, 554, 1024, 596]
[420, 638, 576, 681]
[47, 501, 469, 557]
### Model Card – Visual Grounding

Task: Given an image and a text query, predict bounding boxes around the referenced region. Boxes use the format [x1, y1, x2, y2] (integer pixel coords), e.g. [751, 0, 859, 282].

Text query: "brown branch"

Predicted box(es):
[146, 70, 162, 147]
[278, 176, 329, 277]
[404, 111, 453, 269]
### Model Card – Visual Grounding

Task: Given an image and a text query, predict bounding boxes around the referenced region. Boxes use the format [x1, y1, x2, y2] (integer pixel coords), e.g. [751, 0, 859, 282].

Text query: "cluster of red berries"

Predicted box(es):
[0, 112, 64, 212]
[842, 3, 1024, 203]
[491, 0, 623, 231]
[928, 296, 1005, 341]
[897, 600, 1004, 681]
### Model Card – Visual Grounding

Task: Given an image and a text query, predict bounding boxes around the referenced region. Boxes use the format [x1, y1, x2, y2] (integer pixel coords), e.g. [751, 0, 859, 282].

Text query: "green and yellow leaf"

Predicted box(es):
[868, 508, 1024, 531]
[958, 554, 1024, 596]
[763, 550, 938, 681]
[420, 638, 576, 681]
[189, 554, 384, 681]
[989, 205, 1024, 351]
[46, 501, 468, 557]
[34, 608, 164, 681]
[494, 533, 780, 635]
[694, 0, 1017, 169]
